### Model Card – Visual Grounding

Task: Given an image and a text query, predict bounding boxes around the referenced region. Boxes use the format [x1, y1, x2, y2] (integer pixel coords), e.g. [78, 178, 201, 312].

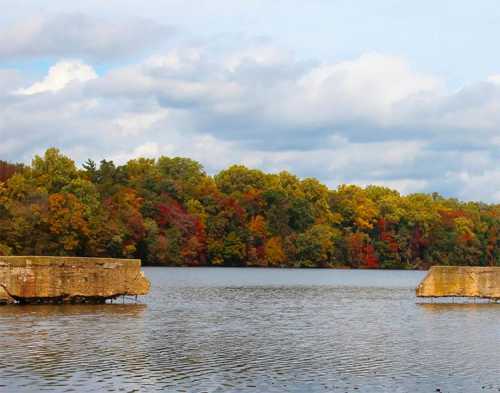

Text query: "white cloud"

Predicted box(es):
[146, 48, 203, 73]
[452, 170, 500, 202]
[16, 60, 97, 95]
[298, 53, 440, 122]
[111, 110, 169, 137]
[488, 75, 500, 84]
[132, 142, 161, 157]
[224, 44, 292, 72]
[360, 179, 429, 195]
[4, 41, 500, 202]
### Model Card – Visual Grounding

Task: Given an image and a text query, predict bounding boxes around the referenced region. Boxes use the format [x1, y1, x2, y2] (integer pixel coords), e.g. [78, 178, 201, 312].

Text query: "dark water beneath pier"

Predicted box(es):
[1, 267, 500, 392]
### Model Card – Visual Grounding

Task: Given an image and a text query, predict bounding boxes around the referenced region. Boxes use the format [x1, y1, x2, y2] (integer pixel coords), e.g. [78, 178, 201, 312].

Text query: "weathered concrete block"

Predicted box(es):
[0, 256, 150, 304]
[416, 266, 500, 299]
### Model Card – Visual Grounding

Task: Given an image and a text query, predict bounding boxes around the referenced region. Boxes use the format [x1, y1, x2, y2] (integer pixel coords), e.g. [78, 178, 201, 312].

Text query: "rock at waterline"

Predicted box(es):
[416, 265, 500, 300]
[0, 256, 150, 304]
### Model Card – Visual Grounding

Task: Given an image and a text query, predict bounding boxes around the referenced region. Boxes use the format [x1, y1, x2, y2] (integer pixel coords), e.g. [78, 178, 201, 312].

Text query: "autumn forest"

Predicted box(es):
[1, 148, 499, 269]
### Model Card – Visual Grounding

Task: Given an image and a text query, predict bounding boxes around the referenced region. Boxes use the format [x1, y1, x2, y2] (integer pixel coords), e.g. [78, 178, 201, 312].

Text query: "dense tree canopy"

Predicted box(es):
[1, 148, 500, 269]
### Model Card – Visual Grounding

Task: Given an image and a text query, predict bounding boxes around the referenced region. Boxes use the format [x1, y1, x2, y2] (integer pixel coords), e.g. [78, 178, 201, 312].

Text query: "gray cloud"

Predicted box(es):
[3, 40, 500, 202]
[0, 13, 174, 60]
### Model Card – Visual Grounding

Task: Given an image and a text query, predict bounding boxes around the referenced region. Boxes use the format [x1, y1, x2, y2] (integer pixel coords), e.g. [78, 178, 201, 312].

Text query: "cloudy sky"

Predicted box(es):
[2, 1, 500, 201]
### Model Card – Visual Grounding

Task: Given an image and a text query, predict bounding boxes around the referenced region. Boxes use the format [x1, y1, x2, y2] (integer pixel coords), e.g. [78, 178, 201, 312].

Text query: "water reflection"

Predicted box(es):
[0, 304, 148, 392]
[0, 267, 499, 392]
[419, 302, 500, 312]
[0, 303, 146, 317]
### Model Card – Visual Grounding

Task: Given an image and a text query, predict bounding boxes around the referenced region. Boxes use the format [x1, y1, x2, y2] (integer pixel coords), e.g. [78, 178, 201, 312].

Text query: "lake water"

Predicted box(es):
[1, 267, 500, 392]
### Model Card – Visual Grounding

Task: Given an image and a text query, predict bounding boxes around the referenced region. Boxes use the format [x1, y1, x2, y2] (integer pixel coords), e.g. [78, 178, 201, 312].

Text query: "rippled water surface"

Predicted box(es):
[1, 267, 500, 392]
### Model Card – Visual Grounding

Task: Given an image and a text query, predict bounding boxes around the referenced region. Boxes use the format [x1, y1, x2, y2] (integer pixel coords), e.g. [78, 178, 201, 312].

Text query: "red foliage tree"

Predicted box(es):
[0, 161, 19, 183]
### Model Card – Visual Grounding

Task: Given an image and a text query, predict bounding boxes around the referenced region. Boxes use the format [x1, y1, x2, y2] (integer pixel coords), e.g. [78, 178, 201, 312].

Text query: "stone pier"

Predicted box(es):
[416, 266, 500, 299]
[0, 256, 150, 304]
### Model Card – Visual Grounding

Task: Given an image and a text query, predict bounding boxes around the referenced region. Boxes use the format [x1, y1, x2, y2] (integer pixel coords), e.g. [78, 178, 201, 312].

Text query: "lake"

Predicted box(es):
[1, 267, 500, 392]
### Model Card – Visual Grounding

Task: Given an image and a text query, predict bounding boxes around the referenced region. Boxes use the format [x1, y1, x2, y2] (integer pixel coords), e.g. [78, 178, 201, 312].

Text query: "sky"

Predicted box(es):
[2, 1, 500, 201]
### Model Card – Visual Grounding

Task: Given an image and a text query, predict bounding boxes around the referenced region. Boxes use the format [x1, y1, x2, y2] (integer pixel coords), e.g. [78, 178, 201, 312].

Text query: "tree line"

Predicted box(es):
[1, 148, 499, 269]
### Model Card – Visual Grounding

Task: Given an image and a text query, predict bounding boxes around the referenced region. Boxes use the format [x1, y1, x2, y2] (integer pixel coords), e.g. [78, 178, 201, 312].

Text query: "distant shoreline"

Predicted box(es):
[142, 264, 427, 271]
[2, 148, 498, 271]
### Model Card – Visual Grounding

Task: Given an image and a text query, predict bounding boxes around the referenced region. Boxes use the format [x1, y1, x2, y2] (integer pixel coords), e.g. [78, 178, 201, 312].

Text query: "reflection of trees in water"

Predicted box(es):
[0, 304, 149, 385]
